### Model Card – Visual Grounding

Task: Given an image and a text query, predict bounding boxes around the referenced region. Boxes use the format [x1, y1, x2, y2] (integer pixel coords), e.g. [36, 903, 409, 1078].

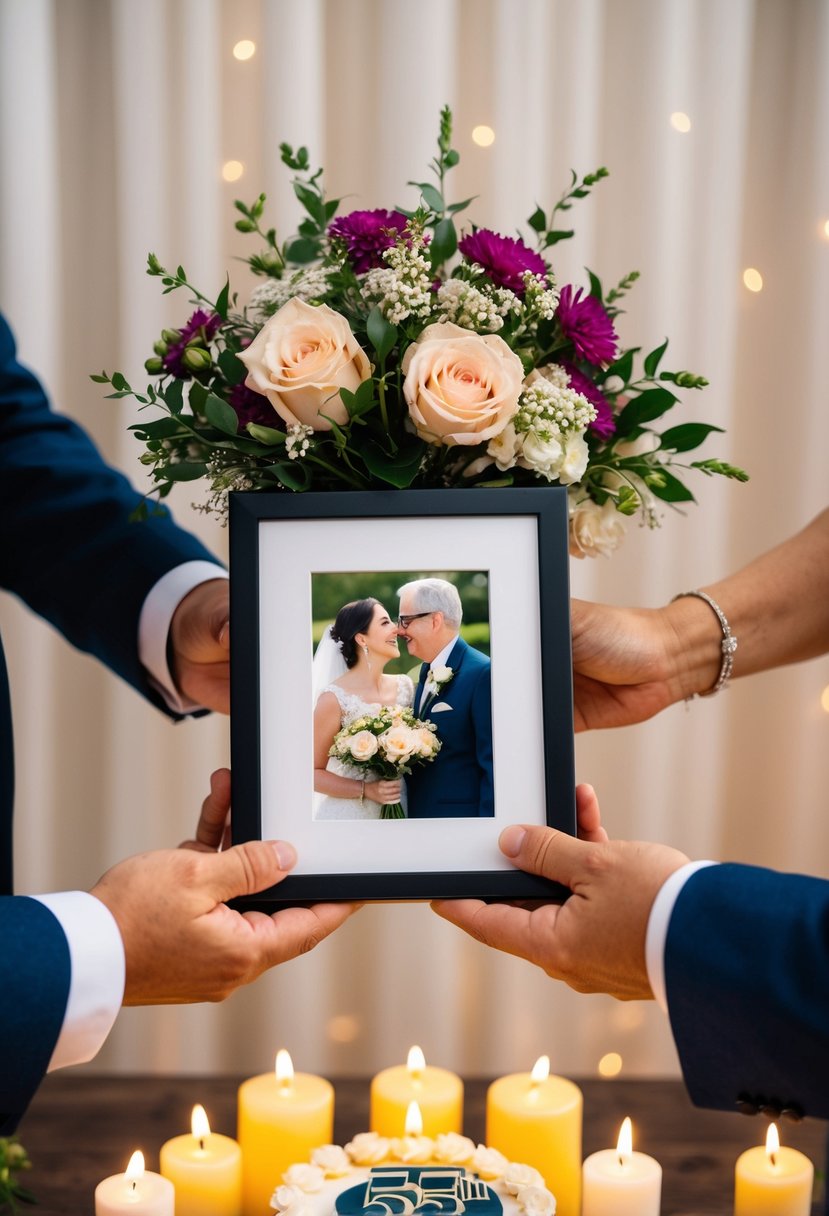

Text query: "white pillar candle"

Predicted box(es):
[582, 1117, 662, 1216]
[95, 1150, 175, 1215]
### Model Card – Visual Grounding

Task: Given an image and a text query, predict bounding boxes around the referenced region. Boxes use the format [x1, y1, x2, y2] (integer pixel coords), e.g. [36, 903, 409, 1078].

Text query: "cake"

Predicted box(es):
[269, 1133, 556, 1216]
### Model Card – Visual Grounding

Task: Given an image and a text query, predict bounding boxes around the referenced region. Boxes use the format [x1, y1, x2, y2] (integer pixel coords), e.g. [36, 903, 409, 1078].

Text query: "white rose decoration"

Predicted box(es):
[270, 1185, 301, 1212]
[568, 495, 627, 559]
[282, 1164, 324, 1193]
[311, 1145, 352, 1177]
[345, 1133, 391, 1165]
[348, 730, 379, 762]
[518, 1185, 556, 1216]
[238, 297, 371, 431]
[433, 1133, 476, 1165]
[471, 1145, 509, 1180]
[390, 1135, 434, 1164]
[402, 322, 524, 447]
[503, 1164, 546, 1195]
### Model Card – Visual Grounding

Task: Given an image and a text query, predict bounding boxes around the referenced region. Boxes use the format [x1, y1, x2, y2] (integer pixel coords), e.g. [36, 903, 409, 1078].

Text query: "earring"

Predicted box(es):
[362, 644, 369, 658]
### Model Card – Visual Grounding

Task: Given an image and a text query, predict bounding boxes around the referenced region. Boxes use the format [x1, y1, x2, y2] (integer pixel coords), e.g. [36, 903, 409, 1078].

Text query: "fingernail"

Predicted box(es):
[273, 841, 297, 870]
[499, 825, 527, 858]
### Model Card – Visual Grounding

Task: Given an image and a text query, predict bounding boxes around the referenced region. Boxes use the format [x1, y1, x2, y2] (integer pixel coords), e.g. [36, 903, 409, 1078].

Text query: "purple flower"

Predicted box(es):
[163, 310, 223, 379]
[554, 285, 618, 366]
[328, 209, 409, 273]
[458, 228, 548, 295]
[228, 381, 280, 428]
[561, 361, 616, 438]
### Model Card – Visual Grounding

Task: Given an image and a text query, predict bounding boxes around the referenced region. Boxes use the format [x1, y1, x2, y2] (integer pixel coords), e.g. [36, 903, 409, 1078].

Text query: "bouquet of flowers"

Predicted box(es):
[94, 108, 746, 557]
[330, 706, 441, 819]
[0, 1137, 34, 1212]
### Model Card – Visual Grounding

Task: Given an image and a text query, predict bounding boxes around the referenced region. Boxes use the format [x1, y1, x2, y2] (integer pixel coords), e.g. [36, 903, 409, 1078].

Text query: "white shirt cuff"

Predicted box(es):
[645, 860, 718, 1011]
[32, 891, 125, 1071]
[138, 561, 227, 714]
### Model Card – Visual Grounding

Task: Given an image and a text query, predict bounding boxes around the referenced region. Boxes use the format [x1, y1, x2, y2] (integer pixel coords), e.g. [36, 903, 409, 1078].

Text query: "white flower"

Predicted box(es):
[519, 428, 564, 479]
[568, 495, 628, 559]
[348, 730, 379, 762]
[431, 665, 454, 690]
[311, 1145, 352, 1177]
[503, 1164, 546, 1195]
[282, 1164, 325, 1193]
[557, 432, 589, 485]
[345, 1133, 391, 1165]
[269, 1185, 315, 1216]
[361, 233, 434, 325]
[378, 724, 418, 763]
[517, 1185, 556, 1216]
[433, 1133, 476, 1164]
[389, 1135, 434, 1164]
[249, 267, 332, 319]
[471, 1146, 509, 1180]
[487, 421, 521, 471]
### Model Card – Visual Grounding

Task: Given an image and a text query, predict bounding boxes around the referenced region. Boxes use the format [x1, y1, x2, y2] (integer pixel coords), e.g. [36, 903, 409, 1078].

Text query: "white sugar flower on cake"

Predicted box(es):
[343, 1133, 391, 1165]
[433, 1132, 477, 1164]
[389, 1134, 434, 1164]
[283, 1164, 325, 1192]
[516, 1185, 557, 1216]
[471, 1145, 509, 1179]
[311, 1146, 353, 1178]
[502, 1164, 546, 1194]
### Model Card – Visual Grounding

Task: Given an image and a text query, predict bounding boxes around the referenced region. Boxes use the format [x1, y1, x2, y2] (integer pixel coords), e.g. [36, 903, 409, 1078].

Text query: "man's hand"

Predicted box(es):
[432, 786, 687, 1000]
[169, 579, 230, 713]
[91, 768, 357, 1005]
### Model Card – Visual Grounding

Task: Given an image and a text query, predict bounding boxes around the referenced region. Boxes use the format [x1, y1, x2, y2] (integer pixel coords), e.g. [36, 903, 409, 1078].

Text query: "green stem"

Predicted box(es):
[305, 452, 369, 489]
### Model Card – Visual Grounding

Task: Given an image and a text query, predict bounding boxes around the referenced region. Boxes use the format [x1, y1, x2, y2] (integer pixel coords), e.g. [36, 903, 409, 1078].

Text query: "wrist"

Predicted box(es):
[661, 595, 725, 701]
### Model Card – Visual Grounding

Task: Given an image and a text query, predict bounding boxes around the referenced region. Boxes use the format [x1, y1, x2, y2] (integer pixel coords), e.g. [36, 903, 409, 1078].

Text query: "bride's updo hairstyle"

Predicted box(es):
[330, 598, 380, 668]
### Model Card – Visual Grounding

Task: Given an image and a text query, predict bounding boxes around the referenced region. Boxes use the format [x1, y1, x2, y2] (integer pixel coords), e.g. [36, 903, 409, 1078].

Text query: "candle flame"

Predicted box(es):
[616, 1117, 633, 1163]
[765, 1122, 780, 1165]
[407, 1046, 426, 1077]
[192, 1104, 211, 1140]
[276, 1049, 294, 1089]
[125, 1150, 145, 1181]
[530, 1055, 550, 1085]
[405, 1101, 423, 1136]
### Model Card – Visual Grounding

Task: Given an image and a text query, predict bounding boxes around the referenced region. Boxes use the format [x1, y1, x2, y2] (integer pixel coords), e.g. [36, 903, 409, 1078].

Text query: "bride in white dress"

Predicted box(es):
[313, 598, 415, 820]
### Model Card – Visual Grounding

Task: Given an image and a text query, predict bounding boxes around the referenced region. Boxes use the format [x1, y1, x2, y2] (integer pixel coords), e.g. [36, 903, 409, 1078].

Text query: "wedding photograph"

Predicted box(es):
[311, 570, 494, 822]
[1, 1, 827, 1213]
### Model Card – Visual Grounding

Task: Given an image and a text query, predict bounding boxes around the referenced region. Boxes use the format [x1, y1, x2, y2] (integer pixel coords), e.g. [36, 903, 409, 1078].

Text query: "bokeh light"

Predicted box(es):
[597, 1052, 623, 1078]
[222, 160, 244, 183]
[670, 111, 692, 133]
[742, 267, 763, 293]
[472, 125, 495, 147]
[233, 40, 256, 61]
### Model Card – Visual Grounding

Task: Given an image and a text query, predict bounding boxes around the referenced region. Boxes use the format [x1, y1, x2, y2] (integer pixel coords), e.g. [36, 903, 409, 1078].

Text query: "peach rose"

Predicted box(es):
[238, 297, 371, 431]
[402, 322, 524, 446]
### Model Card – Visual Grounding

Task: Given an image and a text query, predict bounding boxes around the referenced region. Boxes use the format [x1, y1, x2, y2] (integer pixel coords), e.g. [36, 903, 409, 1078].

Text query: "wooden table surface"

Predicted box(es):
[16, 1074, 828, 1215]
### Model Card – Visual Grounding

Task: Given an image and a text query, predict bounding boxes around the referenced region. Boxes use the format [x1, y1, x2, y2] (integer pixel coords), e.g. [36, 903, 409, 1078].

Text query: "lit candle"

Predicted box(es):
[486, 1056, 582, 1216]
[370, 1046, 463, 1137]
[159, 1103, 242, 1215]
[237, 1049, 334, 1216]
[582, 1116, 662, 1215]
[95, 1150, 175, 1215]
[734, 1123, 814, 1215]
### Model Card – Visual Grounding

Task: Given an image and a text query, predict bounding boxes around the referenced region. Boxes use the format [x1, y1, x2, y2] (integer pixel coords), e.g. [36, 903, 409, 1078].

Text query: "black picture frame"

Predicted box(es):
[230, 487, 575, 905]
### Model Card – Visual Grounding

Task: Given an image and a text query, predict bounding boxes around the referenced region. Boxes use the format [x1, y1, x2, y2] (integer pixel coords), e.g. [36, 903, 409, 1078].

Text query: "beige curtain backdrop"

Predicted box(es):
[1, 0, 827, 1081]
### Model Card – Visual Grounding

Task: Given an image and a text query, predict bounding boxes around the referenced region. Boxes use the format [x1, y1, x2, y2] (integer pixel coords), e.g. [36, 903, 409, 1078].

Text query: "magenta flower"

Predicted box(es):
[229, 382, 281, 428]
[458, 229, 547, 295]
[329, 209, 409, 273]
[163, 310, 223, 379]
[555, 285, 617, 366]
[561, 361, 616, 438]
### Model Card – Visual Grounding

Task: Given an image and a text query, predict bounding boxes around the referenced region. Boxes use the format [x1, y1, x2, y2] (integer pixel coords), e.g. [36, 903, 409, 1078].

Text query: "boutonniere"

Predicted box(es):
[431, 665, 454, 693]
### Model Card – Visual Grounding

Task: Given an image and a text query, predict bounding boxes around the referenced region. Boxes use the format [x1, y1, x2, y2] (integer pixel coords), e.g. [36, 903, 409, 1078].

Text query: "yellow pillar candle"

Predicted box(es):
[734, 1124, 814, 1216]
[95, 1151, 174, 1215]
[371, 1046, 463, 1137]
[582, 1118, 662, 1216]
[159, 1104, 242, 1216]
[486, 1056, 582, 1216]
[238, 1049, 334, 1216]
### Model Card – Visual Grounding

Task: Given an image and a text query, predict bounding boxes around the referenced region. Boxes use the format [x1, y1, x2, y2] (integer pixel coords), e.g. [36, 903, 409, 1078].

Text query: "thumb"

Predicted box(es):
[203, 839, 297, 903]
[499, 823, 592, 889]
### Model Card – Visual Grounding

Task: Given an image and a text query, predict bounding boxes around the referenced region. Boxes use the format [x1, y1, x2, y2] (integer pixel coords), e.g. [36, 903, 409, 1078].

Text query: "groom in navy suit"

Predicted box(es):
[397, 578, 493, 818]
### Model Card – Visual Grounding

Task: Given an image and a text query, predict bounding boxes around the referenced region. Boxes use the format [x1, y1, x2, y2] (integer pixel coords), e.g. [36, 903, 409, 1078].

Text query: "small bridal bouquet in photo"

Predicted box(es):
[94, 107, 746, 558]
[330, 707, 441, 819]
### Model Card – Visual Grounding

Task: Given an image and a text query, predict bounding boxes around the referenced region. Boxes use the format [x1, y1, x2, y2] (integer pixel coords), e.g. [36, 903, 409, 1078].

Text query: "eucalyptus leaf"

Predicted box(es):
[164, 461, 208, 481]
[362, 439, 422, 488]
[270, 460, 311, 491]
[204, 393, 239, 435]
[163, 378, 184, 415]
[129, 416, 184, 440]
[616, 387, 678, 434]
[218, 348, 247, 386]
[285, 237, 321, 264]
[408, 180, 445, 213]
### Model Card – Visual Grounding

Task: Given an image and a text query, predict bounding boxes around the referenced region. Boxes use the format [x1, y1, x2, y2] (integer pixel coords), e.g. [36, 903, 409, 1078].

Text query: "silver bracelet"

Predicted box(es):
[671, 589, 738, 696]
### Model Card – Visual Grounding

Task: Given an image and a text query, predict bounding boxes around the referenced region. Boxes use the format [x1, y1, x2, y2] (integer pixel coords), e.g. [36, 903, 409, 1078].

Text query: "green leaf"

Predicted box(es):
[285, 237, 321, 264]
[616, 386, 678, 434]
[215, 276, 230, 320]
[604, 348, 637, 385]
[361, 439, 422, 488]
[269, 460, 311, 491]
[587, 270, 603, 301]
[293, 182, 325, 226]
[447, 195, 476, 213]
[643, 338, 669, 378]
[367, 307, 398, 363]
[659, 422, 724, 452]
[408, 180, 445, 213]
[647, 469, 696, 503]
[528, 206, 547, 233]
[544, 229, 575, 246]
[90, 372, 110, 383]
[430, 216, 458, 266]
[129, 416, 183, 440]
[163, 461, 208, 481]
[247, 423, 286, 445]
[111, 371, 128, 392]
[204, 393, 239, 435]
[163, 378, 184, 415]
[188, 382, 209, 413]
[218, 348, 247, 385]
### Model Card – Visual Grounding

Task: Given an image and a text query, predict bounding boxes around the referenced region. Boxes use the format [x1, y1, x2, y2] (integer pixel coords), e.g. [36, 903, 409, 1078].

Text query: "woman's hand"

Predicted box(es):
[365, 779, 403, 804]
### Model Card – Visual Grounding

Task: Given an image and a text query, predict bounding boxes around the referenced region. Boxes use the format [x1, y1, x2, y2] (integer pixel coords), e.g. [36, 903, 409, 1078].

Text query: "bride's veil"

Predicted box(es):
[312, 625, 347, 704]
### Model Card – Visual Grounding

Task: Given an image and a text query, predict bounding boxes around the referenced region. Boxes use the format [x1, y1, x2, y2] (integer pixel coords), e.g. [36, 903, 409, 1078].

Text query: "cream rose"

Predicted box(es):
[557, 432, 589, 485]
[402, 322, 524, 447]
[238, 297, 371, 431]
[348, 730, 379, 762]
[518, 429, 563, 479]
[378, 724, 417, 762]
[568, 495, 628, 559]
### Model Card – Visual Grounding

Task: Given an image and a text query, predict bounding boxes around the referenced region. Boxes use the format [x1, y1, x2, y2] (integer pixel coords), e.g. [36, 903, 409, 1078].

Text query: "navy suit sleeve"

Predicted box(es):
[0, 897, 71, 1133]
[471, 662, 494, 816]
[665, 863, 829, 1119]
[0, 315, 219, 710]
